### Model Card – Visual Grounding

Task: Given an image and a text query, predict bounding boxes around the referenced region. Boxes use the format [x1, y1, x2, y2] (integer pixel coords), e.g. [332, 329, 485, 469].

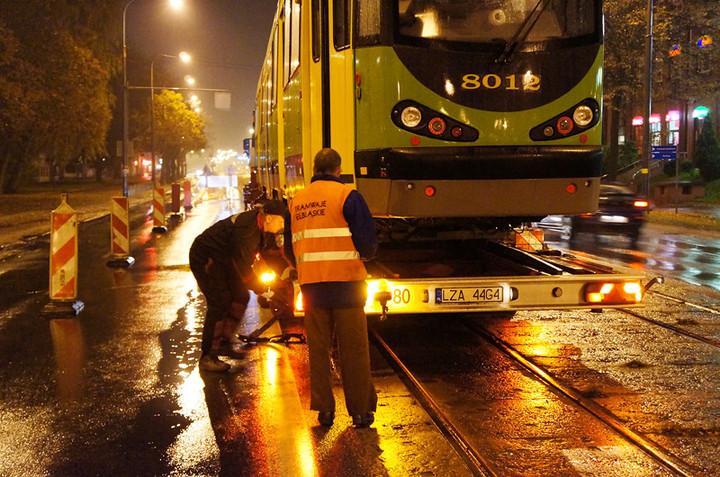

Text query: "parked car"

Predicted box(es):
[537, 183, 650, 241]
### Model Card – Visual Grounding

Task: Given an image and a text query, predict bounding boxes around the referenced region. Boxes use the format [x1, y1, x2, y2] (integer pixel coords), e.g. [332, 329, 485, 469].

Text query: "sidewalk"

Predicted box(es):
[0, 180, 154, 255]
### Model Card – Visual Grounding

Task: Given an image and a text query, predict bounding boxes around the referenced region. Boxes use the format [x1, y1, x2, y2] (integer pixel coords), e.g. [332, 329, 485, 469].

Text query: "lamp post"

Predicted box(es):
[122, 0, 136, 197]
[641, 0, 655, 199]
[150, 52, 191, 184]
[122, 0, 183, 196]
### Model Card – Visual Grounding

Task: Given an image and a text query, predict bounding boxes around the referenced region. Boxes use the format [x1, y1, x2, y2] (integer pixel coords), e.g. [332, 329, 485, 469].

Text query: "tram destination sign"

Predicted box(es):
[651, 145, 677, 160]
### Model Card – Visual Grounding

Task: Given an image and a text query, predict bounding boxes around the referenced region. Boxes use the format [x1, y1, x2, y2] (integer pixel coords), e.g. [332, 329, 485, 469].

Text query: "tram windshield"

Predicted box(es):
[397, 0, 597, 43]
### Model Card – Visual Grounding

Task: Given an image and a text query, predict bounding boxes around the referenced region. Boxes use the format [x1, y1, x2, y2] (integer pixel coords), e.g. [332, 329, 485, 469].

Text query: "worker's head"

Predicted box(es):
[258, 199, 286, 234]
[313, 148, 342, 176]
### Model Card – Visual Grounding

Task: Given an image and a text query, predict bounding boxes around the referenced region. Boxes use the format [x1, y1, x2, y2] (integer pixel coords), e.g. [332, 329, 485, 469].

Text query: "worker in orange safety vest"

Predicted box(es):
[284, 148, 378, 428]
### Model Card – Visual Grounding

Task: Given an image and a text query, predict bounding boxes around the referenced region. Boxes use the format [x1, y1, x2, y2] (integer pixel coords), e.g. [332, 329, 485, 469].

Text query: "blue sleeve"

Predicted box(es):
[343, 190, 378, 260]
[283, 209, 296, 267]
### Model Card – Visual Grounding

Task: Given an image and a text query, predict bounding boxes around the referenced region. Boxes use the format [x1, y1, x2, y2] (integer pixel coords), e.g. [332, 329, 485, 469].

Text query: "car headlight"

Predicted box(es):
[573, 105, 593, 127]
[401, 106, 422, 128]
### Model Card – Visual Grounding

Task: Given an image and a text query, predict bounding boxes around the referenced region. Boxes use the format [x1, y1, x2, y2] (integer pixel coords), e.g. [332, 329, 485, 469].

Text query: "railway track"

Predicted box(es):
[370, 300, 719, 477]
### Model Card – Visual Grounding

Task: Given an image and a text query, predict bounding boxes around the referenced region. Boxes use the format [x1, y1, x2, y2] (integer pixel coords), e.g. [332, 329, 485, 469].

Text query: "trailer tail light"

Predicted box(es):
[425, 186, 436, 197]
[585, 282, 643, 304]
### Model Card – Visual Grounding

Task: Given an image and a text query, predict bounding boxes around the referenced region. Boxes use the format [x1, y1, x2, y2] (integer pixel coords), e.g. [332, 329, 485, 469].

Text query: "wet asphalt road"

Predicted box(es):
[1, 198, 720, 476]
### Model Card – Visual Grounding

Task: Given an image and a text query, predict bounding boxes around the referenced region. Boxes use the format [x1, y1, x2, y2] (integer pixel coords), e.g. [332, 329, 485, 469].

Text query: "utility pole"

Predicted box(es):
[641, 0, 655, 198]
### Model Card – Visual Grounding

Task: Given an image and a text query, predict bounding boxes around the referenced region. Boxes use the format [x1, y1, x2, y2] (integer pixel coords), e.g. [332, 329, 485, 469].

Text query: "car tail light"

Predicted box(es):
[633, 200, 649, 208]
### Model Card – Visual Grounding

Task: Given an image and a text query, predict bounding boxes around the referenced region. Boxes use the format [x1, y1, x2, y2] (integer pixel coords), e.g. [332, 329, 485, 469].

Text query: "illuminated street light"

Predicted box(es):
[179, 51, 191, 63]
[122, 0, 183, 196]
[185, 75, 196, 86]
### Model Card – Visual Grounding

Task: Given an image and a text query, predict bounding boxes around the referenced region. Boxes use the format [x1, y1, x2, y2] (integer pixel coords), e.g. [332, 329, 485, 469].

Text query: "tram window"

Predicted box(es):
[397, 0, 595, 43]
[272, 28, 278, 108]
[312, 0, 320, 62]
[333, 0, 351, 50]
[283, 0, 291, 87]
[357, 0, 381, 42]
[290, 0, 301, 76]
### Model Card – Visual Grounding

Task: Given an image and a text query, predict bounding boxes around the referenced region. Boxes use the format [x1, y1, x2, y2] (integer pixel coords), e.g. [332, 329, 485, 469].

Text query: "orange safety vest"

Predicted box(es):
[289, 180, 368, 285]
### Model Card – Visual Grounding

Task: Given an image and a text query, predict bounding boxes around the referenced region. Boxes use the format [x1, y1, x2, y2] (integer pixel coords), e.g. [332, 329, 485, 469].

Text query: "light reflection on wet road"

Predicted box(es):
[545, 223, 720, 291]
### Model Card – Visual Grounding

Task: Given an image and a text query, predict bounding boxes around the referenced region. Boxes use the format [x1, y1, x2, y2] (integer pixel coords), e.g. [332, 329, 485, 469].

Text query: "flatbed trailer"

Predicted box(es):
[283, 229, 661, 319]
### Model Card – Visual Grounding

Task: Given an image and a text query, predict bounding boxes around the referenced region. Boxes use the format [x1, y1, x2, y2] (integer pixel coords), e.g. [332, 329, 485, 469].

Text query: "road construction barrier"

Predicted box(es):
[107, 196, 135, 268]
[514, 229, 545, 252]
[40, 194, 84, 317]
[183, 180, 193, 211]
[171, 183, 181, 215]
[152, 186, 167, 233]
[169, 182, 183, 227]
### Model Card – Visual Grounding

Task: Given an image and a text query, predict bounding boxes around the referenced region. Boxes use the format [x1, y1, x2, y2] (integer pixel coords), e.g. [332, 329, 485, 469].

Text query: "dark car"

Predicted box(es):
[538, 183, 650, 241]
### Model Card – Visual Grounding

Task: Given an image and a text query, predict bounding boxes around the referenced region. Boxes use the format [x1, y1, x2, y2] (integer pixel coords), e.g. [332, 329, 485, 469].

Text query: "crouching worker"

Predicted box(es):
[189, 199, 287, 372]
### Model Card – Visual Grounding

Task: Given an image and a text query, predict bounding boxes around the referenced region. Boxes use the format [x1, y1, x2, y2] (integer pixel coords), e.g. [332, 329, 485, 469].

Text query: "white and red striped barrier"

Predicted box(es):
[183, 180, 193, 211]
[152, 186, 167, 233]
[40, 194, 84, 317]
[107, 196, 135, 268]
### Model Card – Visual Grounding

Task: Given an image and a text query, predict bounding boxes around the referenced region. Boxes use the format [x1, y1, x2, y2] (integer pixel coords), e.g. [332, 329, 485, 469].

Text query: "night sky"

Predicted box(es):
[126, 0, 278, 152]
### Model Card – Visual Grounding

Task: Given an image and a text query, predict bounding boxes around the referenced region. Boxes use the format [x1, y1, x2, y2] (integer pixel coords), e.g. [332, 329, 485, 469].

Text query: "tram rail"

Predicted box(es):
[369, 310, 710, 477]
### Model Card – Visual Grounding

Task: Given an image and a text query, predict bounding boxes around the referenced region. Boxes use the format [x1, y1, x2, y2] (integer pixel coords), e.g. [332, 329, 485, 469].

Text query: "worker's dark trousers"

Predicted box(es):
[304, 306, 378, 416]
[189, 246, 248, 356]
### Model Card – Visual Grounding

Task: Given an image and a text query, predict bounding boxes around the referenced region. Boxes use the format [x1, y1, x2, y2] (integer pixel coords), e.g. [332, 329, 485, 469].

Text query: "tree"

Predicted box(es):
[0, 0, 120, 193]
[695, 113, 720, 181]
[133, 90, 207, 183]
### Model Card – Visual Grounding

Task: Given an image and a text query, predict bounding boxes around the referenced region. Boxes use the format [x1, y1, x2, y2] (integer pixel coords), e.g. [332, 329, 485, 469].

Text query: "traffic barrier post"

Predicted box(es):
[107, 196, 135, 268]
[183, 180, 193, 211]
[169, 182, 183, 227]
[152, 186, 167, 233]
[40, 194, 84, 318]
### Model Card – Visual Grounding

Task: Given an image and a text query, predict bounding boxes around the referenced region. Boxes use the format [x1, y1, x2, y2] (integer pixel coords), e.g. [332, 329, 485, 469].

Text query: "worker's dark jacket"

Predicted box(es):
[190, 209, 264, 282]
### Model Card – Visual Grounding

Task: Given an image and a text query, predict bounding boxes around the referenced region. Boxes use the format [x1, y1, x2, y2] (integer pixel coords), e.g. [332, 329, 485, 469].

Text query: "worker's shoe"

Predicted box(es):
[317, 411, 334, 427]
[352, 413, 374, 428]
[198, 355, 230, 372]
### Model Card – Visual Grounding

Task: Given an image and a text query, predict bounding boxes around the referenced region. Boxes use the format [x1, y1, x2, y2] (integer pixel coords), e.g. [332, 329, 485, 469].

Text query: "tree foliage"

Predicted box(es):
[695, 113, 720, 181]
[0, 0, 122, 193]
[604, 0, 720, 105]
[133, 90, 207, 183]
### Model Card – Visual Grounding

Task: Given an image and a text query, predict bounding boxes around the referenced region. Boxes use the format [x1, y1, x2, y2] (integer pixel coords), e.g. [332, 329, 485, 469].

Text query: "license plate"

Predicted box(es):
[435, 287, 503, 304]
[599, 215, 629, 223]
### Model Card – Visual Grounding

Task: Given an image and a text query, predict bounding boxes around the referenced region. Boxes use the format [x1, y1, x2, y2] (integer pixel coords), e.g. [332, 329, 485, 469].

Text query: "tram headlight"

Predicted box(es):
[573, 105, 593, 127]
[401, 106, 422, 128]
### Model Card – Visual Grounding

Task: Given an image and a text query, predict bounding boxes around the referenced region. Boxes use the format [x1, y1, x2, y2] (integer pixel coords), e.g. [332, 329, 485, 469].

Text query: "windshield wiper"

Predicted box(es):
[496, 0, 552, 64]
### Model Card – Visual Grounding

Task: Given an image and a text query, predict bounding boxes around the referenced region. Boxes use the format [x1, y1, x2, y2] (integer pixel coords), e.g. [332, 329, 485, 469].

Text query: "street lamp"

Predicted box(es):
[151, 52, 191, 184]
[122, 0, 183, 196]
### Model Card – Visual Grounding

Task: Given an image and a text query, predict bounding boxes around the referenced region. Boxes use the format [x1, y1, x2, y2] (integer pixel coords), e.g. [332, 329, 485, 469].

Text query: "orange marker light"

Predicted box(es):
[425, 186, 436, 197]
